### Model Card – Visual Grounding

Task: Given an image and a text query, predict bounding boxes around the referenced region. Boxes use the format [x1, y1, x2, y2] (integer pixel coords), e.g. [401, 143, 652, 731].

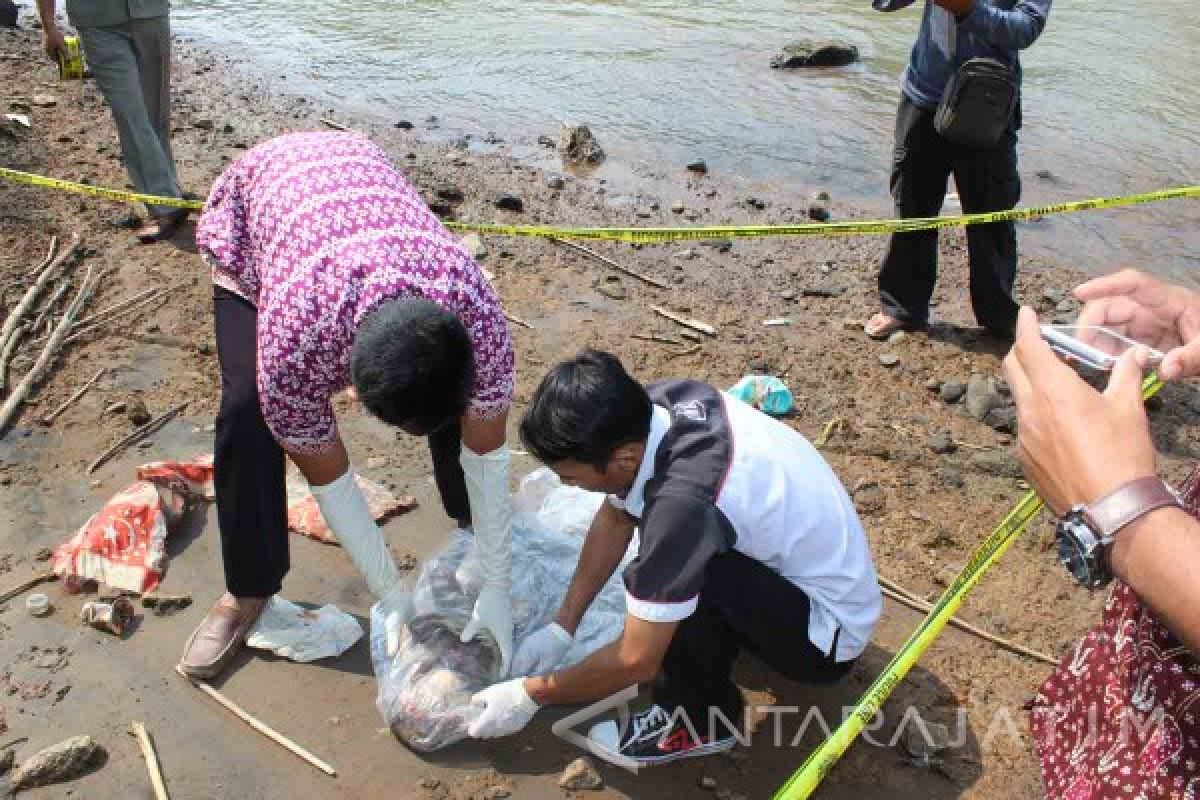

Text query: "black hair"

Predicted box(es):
[520, 349, 652, 469]
[351, 298, 474, 435]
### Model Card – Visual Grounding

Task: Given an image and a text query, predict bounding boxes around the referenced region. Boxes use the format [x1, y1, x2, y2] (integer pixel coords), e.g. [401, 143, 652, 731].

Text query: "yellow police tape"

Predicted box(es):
[0, 165, 1196, 242]
[773, 373, 1164, 800]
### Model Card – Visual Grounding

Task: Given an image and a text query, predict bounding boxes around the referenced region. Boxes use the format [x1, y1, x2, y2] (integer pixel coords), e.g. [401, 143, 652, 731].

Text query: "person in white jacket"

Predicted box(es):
[179, 132, 515, 679]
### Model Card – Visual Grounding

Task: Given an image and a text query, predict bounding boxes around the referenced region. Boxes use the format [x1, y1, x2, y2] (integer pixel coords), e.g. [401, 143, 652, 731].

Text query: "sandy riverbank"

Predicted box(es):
[1, 22, 1198, 800]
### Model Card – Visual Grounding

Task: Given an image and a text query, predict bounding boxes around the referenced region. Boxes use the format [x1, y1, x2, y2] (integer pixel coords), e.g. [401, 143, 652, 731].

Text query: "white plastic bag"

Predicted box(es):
[247, 596, 364, 662]
[371, 469, 632, 751]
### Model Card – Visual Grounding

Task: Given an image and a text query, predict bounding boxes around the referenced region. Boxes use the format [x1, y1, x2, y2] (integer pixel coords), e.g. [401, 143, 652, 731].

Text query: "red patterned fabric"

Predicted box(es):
[52, 456, 215, 594]
[1031, 468, 1200, 799]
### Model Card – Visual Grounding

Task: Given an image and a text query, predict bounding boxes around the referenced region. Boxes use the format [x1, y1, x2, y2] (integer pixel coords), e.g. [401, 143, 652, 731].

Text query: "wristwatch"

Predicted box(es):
[1056, 477, 1182, 589]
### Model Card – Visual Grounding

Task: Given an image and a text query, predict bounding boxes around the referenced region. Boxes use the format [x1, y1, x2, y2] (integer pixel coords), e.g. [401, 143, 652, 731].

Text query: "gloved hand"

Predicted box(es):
[311, 469, 412, 656]
[468, 678, 539, 739]
[460, 445, 514, 674]
[511, 623, 573, 676]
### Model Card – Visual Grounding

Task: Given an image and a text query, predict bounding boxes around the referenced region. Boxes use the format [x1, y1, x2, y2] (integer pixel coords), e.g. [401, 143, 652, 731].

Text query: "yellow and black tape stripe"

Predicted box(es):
[1, 166, 1195, 242]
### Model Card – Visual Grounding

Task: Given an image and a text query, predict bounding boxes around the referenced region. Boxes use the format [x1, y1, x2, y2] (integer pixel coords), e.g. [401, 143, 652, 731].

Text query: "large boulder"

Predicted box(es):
[771, 39, 859, 69]
[558, 125, 605, 166]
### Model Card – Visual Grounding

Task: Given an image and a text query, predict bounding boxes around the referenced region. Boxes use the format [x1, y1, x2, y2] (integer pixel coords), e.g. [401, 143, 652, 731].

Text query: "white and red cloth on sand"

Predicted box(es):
[1030, 466, 1200, 799]
[52, 456, 414, 594]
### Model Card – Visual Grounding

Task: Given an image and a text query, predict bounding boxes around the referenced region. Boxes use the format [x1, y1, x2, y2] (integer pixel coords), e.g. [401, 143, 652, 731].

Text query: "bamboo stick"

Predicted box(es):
[175, 667, 336, 776]
[130, 722, 170, 800]
[26, 235, 57, 280]
[651, 305, 716, 336]
[878, 578, 1057, 665]
[40, 367, 105, 425]
[549, 237, 670, 289]
[0, 572, 56, 605]
[0, 263, 98, 433]
[0, 234, 79, 349]
[0, 321, 28, 391]
[86, 403, 186, 474]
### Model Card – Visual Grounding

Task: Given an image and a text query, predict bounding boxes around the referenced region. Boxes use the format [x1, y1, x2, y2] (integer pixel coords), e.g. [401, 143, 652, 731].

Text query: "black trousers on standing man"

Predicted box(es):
[877, 95, 1022, 335]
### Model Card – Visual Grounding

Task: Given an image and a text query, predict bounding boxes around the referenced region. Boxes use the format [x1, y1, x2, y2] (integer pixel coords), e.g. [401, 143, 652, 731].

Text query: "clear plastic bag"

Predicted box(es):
[371, 469, 633, 751]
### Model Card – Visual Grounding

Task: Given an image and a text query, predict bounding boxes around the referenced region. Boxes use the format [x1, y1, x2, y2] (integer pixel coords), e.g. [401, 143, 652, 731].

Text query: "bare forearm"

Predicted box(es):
[555, 504, 634, 634]
[36, 0, 56, 28]
[525, 640, 642, 706]
[288, 436, 351, 486]
[1110, 506, 1200, 651]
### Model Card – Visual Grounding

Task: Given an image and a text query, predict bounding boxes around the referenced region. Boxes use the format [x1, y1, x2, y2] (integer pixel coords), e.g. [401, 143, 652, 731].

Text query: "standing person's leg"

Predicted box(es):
[128, 14, 179, 196]
[180, 287, 287, 678]
[77, 22, 183, 241]
[953, 131, 1021, 336]
[428, 420, 471, 528]
[869, 96, 954, 338]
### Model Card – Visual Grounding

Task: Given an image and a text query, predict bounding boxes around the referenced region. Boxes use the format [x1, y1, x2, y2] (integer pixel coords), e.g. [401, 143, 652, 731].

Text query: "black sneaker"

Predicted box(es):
[586, 704, 738, 766]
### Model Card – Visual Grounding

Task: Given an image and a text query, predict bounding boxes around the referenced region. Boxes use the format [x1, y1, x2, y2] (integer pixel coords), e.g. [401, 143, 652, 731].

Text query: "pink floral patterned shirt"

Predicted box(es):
[195, 132, 514, 454]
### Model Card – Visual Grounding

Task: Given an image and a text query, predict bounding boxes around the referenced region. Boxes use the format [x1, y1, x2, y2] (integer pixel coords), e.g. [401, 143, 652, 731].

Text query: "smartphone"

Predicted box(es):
[1040, 325, 1164, 372]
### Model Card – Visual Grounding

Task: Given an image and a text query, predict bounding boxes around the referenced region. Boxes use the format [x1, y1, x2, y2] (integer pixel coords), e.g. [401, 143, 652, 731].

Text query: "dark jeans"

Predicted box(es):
[653, 550, 855, 735]
[212, 286, 470, 597]
[877, 95, 1022, 334]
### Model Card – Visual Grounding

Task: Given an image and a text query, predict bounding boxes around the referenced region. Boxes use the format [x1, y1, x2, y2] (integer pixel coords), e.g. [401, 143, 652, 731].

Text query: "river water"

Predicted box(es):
[173, 0, 1198, 283]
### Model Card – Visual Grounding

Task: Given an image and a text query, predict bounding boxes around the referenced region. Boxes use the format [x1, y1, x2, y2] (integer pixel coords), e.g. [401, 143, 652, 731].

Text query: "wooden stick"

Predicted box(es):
[0, 234, 79, 349]
[549, 237, 670, 289]
[175, 666, 336, 776]
[878, 579, 1057, 665]
[130, 722, 170, 800]
[0, 572, 56, 605]
[319, 117, 354, 133]
[0, 264, 98, 434]
[504, 311, 533, 330]
[651, 305, 716, 337]
[70, 286, 160, 331]
[26, 235, 58, 280]
[86, 402, 186, 474]
[28, 280, 72, 336]
[41, 367, 105, 425]
[0, 321, 28, 391]
[632, 333, 683, 346]
[666, 344, 702, 359]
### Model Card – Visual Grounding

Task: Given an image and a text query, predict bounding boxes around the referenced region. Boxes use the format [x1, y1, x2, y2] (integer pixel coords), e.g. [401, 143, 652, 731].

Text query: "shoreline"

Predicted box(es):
[2, 21, 1199, 800]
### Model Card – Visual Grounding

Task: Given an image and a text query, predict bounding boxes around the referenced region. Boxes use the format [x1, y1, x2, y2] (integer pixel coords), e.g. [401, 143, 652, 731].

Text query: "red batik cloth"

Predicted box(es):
[1030, 467, 1200, 799]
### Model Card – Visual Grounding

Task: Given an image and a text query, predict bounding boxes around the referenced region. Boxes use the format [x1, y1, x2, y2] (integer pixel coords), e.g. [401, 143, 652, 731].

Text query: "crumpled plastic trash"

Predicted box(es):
[727, 374, 794, 415]
[246, 595, 364, 662]
[286, 470, 417, 544]
[372, 468, 634, 751]
[52, 456, 215, 594]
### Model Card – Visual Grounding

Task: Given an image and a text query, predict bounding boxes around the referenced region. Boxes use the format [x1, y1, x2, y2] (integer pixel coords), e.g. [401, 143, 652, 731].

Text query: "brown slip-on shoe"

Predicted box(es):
[179, 594, 268, 680]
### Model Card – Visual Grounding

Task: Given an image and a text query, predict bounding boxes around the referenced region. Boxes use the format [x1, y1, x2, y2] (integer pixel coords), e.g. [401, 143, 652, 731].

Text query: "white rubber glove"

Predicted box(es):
[511, 623, 574, 676]
[310, 469, 412, 656]
[468, 678, 539, 739]
[459, 444, 514, 674]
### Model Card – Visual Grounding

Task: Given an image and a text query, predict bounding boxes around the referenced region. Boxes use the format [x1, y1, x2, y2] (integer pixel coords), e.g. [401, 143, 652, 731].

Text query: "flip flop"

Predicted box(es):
[136, 208, 189, 244]
[863, 313, 912, 341]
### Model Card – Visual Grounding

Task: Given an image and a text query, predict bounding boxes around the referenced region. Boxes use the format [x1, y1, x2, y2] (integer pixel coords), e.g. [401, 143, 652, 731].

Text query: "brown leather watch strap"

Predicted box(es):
[1081, 477, 1181, 538]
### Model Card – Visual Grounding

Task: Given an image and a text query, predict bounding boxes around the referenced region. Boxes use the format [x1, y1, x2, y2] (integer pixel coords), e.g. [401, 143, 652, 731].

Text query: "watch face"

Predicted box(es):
[1056, 523, 1091, 585]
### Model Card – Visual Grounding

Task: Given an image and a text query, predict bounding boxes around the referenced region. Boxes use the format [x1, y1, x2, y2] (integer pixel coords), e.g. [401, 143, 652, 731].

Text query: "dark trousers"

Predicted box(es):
[877, 95, 1022, 334]
[654, 550, 855, 735]
[212, 287, 471, 597]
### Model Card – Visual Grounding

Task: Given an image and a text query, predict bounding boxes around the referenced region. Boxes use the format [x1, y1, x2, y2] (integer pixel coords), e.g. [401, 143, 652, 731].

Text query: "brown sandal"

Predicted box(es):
[136, 208, 189, 244]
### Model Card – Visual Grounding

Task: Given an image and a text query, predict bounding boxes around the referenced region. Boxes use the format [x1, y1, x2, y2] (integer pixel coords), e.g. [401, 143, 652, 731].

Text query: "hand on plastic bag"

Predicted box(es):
[460, 582, 513, 674]
[379, 584, 414, 657]
[468, 678, 539, 738]
[512, 623, 573, 676]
